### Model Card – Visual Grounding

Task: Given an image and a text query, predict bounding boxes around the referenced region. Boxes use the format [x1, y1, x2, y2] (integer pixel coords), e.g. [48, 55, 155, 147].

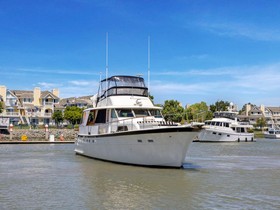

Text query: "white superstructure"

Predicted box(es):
[197, 111, 254, 142]
[75, 75, 201, 167]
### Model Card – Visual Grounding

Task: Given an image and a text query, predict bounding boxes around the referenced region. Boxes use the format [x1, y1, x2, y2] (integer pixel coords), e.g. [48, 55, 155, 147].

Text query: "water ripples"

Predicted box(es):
[1, 140, 280, 209]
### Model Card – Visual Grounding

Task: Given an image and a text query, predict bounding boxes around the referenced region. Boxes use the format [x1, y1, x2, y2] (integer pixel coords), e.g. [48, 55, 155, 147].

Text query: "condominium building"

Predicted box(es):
[0, 85, 94, 126]
[0, 85, 59, 125]
[238, 104, 280, 128]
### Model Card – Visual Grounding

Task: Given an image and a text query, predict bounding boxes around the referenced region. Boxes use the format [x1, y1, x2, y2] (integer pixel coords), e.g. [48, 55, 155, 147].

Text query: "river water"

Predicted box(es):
[1, 139, 280, 210]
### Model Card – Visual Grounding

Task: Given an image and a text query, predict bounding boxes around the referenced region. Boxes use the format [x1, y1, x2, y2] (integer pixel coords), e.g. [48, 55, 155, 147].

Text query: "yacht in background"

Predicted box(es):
[264, 127, 280, 139]
[195, 103, 254, 142]
[75, 75, 201, 168]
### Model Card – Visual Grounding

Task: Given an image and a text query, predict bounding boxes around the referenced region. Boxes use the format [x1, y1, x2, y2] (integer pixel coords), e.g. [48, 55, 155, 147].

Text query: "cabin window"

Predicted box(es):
[211, 122, 215, 126]
[149, 109, 162, 118]
[86, 110, 96, 125]
[224, 123, 229, 127]
[116, 109, 134, 117]
[111, 109, 117, 118]
[95, 109, 107, 123]
[240, 127, 245, 133]
[133, 109, 149, 117]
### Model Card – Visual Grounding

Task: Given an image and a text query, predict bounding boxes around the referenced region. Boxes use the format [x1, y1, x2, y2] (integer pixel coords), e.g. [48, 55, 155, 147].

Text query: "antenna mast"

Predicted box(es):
[106, 32, 109, 105]
[148, 35, 150, 95]
[106, 32, 109, 80]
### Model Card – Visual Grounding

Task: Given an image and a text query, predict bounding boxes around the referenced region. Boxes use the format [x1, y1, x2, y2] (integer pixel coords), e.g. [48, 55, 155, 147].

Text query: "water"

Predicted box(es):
[1, 139, 280, 210]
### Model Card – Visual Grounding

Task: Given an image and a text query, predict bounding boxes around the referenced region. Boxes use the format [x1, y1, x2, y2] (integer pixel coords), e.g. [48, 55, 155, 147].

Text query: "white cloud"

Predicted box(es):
[69, 80, 91, 86]
[199, 21, 280, 41]
[150, 62, 280, 106]
[36, 82, 61, 89]
[18, 68, 100, 76]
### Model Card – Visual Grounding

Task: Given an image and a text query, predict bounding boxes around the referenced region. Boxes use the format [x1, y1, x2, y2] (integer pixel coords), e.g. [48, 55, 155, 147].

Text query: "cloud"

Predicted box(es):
[153, 66, 240, 77]
[176, 54, 209, 60]
[199, 21, 280, 41]
[150, 62, 280, 101]
[69, 80, 91, 86]
[36, 82, 61, 89]
[18, 68, 100, 76]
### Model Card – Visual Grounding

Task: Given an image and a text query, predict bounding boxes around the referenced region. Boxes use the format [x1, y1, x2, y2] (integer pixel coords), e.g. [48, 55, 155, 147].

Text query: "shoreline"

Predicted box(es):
[0, 140, 75, 144]
[0, 128, 78, 142]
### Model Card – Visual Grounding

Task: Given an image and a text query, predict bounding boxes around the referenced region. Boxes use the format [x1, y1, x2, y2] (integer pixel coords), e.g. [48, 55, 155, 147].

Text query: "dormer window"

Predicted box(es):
[23, 98, 32, 103]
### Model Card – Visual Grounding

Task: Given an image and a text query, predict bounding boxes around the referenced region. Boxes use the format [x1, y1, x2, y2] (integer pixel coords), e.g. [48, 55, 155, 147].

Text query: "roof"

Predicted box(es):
[41, 91, 59, 99]
[250, 106, 262, 113]
[11, 90, 33, 98]
[267, 107, 280, 113]
[59, 96, 92, 106]
[11, 90, 59, 100]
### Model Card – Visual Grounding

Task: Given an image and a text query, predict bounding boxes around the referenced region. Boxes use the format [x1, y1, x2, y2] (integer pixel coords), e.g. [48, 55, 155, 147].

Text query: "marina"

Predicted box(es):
[1, 139, 280, 209]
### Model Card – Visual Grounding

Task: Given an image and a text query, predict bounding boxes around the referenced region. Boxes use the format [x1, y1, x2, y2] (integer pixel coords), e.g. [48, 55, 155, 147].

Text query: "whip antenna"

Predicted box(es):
[148, 35, 150, 95]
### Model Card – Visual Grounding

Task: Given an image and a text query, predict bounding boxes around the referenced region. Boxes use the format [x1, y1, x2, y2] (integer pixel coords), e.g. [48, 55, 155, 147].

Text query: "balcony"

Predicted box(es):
[44, 113, 52, 117]
[1, 112, 20, 116]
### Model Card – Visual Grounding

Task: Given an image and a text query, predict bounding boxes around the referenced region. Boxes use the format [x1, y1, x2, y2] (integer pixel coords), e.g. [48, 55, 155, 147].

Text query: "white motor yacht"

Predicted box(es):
[196, 111, 254, 142]
[75, 75, 201, 167]
[264, 128, 280, 139]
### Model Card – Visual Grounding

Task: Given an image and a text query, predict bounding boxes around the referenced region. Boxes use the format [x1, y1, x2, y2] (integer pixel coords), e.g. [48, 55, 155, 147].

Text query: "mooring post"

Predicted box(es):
[9, 123, 13, 140]
[45, 124, 49, 140]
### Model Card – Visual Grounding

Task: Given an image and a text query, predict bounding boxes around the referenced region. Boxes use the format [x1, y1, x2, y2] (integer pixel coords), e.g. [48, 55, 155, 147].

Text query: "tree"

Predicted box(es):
[0, 101, 3, 114]
[209, 100, 230, 113]
[148, 93, 154, 104]
[52, 110, 64, 128]
[255, 117, 266, 130]
[64, 106, 83, 126]
[186, 101, 212, 122]
[239, 103, 256, 114]
[162, 100, 184, 122]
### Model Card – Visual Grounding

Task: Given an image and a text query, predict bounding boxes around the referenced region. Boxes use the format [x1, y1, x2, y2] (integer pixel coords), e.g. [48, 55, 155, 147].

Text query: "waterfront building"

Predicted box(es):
[238, 104, 280, 128]
[0, 85, 94, 126]
[0, 86, 59, 126]
[58, 96, 93, 109]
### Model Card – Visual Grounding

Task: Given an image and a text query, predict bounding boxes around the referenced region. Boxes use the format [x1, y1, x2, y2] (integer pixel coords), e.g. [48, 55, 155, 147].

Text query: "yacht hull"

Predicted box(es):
[75, 126, 198, 167]
[197, 128, 254, 142]
[264, 133, 280, 139]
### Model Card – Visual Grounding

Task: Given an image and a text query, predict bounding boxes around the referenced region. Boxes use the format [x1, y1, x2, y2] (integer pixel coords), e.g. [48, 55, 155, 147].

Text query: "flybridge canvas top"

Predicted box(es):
[97, 76, 148, 102]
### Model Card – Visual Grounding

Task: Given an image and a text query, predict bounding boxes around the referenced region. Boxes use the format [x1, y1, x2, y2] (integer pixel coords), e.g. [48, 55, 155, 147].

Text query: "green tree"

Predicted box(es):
[239, 103, 256, 114]
[0, 101, 3, 114]
[209, 100, 230, 113]
[255, 117, 266, 130]
[148, 93, 154, 104]
[52, 110, 64, 128]
[162, 100, 184, 122]
[64, 106, 83, 126]
[186, 101, 212, 122]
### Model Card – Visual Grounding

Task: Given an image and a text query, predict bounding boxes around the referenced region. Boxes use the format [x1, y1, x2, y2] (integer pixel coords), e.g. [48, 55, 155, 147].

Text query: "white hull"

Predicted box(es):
[75, 127, 198, 167]
[197, 129, 254, 142]
[264, 133, 280, 139]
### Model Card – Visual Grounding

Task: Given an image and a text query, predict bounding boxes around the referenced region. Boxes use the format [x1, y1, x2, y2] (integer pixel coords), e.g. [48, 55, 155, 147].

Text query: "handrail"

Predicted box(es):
[85, 114, 182, 135]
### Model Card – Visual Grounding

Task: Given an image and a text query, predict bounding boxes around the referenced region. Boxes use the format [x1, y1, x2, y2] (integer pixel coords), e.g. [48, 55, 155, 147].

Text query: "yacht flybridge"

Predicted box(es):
[75, 75, 201, 167]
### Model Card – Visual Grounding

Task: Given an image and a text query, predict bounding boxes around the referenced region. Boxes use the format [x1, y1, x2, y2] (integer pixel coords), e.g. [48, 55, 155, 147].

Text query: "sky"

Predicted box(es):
[1, 0, 280, 110]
